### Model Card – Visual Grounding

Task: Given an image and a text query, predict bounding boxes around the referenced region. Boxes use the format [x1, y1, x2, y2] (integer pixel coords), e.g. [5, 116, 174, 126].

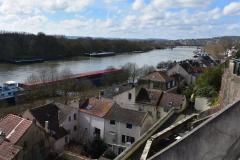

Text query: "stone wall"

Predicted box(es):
[149, 100, 240, 160]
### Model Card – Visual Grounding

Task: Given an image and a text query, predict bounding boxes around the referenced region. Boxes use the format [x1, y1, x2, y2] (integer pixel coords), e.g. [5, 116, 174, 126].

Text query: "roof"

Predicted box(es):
[29, 103, 69, 139]
[54, 102, 75, 124]
[0, 141, 21, 160]
[136, 88, 163, 106]
[0, 114, 32, 144]
[159, 92, 186, 111]
[140, 71, 173, 82]
[0, 114, 31, 160]
[102, 84, 133, 98]
[104, 104, 148, 126]
[80, 97, 113, 117]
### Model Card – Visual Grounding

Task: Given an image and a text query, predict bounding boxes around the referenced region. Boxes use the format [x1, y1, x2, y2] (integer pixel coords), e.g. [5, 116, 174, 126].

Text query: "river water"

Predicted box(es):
[0, 46, 196, 84]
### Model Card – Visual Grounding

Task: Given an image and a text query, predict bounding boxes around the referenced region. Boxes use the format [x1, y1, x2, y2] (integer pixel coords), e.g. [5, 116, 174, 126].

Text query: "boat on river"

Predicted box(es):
[84, 52, 116, 57]
[8, 58, 45, 64]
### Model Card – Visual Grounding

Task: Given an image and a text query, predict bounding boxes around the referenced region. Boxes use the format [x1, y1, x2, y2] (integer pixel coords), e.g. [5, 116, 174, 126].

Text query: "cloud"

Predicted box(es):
[223, 2, 240, 15]
[0, 0, 239, 39]
[0, 0, 94, 15]
[149, 0, 213, 9]
[132, 0, 144, 10]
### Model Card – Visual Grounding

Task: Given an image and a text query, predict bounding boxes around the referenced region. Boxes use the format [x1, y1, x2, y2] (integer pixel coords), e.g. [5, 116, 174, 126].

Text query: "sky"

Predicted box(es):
[0, 0, 239, 39]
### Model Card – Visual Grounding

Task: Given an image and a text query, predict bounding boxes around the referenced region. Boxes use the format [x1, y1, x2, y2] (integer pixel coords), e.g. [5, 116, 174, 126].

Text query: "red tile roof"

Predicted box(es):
[80, 98, 113, 117]
[0, 141, 21, 160]
[0, 114, 32, 144]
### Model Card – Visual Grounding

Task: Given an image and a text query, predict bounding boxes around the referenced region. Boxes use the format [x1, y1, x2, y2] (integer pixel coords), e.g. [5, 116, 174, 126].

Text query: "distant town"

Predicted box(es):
[0, 34, 240, 160]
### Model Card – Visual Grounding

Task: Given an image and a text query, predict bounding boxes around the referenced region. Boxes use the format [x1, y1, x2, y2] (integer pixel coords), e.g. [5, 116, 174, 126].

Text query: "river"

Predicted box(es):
[0, 46, 196, 84]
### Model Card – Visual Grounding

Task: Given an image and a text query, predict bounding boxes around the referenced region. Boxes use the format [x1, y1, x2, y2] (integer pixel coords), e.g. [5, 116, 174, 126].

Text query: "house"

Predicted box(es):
[22, 103, 78, 153]
[135, 88, 187, 121]
[78, 97, 114, 143]
[0, 114, 51, 160]
[138, 71, 177, 92]
[135, 88, 163, 121]
[104, 104, 152, 155]
[158, 92, 187, 115]
[167, 62, 196, 85]
[101, 84, 136, 110]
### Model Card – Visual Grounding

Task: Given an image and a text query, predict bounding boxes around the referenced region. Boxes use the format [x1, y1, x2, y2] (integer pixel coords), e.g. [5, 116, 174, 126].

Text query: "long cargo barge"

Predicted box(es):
[19, 68, 123, 90]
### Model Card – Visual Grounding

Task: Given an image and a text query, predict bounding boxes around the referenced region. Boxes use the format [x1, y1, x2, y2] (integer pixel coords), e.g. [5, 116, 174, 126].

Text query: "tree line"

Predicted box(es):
[0, 31, 164, 61]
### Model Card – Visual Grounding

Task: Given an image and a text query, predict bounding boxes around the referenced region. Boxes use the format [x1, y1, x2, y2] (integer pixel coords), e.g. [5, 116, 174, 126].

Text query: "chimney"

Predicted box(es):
[45, 121, 49, 133]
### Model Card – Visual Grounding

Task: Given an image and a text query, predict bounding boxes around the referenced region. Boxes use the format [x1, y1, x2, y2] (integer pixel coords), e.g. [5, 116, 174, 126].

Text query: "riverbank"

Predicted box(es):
[0, 47, 195, 84]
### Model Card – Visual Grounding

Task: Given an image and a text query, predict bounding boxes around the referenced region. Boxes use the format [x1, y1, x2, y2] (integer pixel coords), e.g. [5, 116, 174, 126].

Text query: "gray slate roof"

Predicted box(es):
[102, 84, 133, 98]
[104, 104, 148, 126]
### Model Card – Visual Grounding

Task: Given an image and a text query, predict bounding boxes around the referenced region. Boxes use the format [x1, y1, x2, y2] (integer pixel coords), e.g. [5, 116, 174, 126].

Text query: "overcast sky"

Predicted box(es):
[0, 0, 239, 39]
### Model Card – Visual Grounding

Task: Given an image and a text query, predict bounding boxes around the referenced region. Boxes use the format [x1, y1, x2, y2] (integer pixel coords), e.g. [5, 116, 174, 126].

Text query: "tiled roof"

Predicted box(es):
[80, 97, 113, 117]
[0, 114, 32, 144]
[136, 88, 163, 106]
[104, 104, 148, 126]
[159, 92, 186, 111]
[0, 141, 21, 160]
[29, 103, 68, 140]
[141, 71, 173, 82]
[102, 84, 133, 98]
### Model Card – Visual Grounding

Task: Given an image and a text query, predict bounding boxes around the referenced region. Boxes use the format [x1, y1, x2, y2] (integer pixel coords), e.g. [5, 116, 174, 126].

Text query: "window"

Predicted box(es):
[131, 137, 135, 143]
[167, 82, 171, 89]
[94, 128, 101, 138]
[128, 93, 132, 100]
[118, 148, 124, 154]
[172, 80, 175, 86]
[122, 135, 135, 144]
[65, 137, 68, 143]
[74, 113, 77, 120]
[8, 92, 11, 95]
[126, 123, 132, 129]
[110, 120, 115, 125]
[68, 116, 71, 122]
[74, 125, 77, 131]
[122, 135, 125, 143]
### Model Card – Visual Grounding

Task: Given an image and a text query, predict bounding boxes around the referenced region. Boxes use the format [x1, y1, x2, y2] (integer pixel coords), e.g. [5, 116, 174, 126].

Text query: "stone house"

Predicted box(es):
[0, 114, 51, 160]
[135, 88, 187, 121]
[22, 103, 78, 153]
[138, 71, 177, 92]
[167, 63, 196, 85]
[78, 97, 114, 144]
[101, 84, 136, 110]
[104, 104, 152, 155]
[135, 88, 163, 122]
[158, 92, 187, 115]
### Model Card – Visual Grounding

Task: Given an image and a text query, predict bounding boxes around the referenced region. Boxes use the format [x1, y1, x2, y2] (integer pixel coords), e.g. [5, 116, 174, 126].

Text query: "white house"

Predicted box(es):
[104, 104, 153, 155]
[78, 97, 114, 144]
[101, 84, 136, 110]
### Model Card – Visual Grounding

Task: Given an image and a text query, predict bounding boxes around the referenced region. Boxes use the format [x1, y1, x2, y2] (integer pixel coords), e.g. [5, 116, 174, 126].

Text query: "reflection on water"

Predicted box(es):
[0, 46, 196, 83]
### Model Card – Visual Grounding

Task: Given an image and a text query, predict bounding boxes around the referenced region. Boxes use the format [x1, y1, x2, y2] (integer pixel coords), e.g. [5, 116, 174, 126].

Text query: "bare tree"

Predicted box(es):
[122, 63, 139, 84]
